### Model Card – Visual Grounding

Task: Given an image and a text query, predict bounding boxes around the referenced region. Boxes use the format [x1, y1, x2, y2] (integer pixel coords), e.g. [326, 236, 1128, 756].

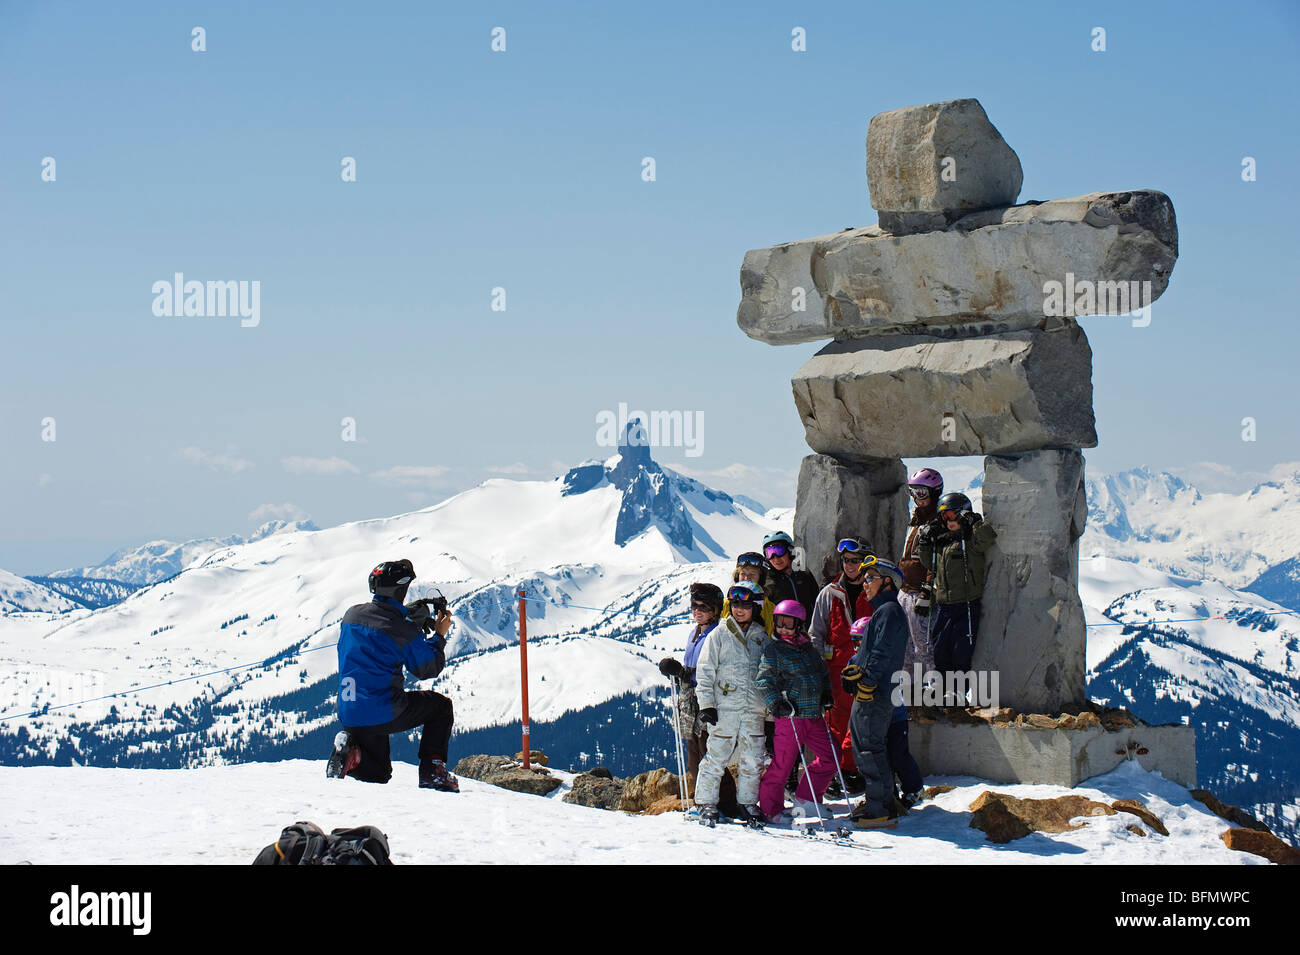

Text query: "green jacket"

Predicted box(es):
[917, 517, 997, 604]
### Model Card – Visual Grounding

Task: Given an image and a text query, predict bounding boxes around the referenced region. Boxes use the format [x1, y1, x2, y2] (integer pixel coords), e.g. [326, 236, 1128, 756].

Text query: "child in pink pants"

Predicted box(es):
[755, 600, 838, 820]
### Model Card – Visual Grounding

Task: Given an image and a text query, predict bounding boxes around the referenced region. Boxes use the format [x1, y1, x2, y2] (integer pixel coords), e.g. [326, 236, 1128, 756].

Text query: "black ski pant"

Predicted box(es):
[848, 694, 894, 819]
[931, 598, 983, 681]
[346, 690, 453, 784]
[886, 719, 923, 796]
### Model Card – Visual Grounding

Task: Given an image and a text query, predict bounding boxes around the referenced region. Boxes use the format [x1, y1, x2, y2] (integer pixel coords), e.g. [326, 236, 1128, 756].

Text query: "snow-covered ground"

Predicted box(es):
[0, 758, 1264, 865]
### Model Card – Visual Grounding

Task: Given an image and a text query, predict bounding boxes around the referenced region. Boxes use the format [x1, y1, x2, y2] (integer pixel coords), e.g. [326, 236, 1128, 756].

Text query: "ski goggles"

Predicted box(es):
[763, 542, 790, 558]
[908, 486, 933, 500]
[735, 552, 766, 568]
[837, 538, 867, 554]
[727, 585, 761, 604]
[690, 601, 716, 612]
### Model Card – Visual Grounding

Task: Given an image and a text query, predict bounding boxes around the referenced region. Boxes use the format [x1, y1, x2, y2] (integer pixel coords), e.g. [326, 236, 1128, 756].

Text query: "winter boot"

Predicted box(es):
[418, 759, 460, 792]
[325, 731, 360, 779]
[850, 799, 898, 829]
[739, 804, 766, 830]
[900, 789, 923, 811]
[698, 804, 719, 828]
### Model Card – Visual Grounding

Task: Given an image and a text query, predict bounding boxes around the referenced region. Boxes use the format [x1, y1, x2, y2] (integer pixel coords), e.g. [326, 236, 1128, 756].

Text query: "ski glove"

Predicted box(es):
[841, 664, 877, 701]
[772, 699, 794, 718]
[698, 707, 718, 726]
[820, 688, 835, 711]
[658, 657, 685, 679]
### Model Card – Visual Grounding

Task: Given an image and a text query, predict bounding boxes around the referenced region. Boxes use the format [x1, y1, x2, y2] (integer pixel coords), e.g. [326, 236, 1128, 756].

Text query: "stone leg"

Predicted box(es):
[793, 453, 908, 578]
[974, 449, 1087, 714]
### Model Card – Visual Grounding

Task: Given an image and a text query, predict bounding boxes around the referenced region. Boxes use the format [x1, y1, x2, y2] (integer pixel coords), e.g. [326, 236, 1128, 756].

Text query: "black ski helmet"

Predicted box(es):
[936, 492, 972, 516]
[689, 582, 724, 612]
[369, 559, 416, 602]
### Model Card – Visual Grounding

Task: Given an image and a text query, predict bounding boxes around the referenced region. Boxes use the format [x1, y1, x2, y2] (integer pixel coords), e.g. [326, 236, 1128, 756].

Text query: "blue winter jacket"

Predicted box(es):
[337, 595, 446, 727]
[849, 588, 909, 693]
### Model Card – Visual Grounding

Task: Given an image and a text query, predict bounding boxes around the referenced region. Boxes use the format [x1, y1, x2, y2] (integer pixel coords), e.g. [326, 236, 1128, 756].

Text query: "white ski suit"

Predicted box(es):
[694, 615, 769, 807]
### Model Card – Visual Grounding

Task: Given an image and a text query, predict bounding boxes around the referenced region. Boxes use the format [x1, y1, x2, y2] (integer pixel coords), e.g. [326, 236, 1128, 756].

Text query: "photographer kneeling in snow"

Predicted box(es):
[326, 559, 460, 792]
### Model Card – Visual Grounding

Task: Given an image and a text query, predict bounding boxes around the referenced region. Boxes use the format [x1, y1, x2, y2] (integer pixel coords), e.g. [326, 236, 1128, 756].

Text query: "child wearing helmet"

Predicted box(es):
[761, 531, 820, 620]
[898, 467, 943, 677]
[755, 599, 837, 821]
[659, 582, 725, 786]
[917, 491, 998, 699]
[694, 579, 771, 828]
[720, 551, 776, 634]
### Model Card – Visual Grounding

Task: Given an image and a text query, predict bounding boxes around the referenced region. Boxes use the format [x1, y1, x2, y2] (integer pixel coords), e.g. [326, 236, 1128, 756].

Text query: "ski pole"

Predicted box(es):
[822, 709, 851, 814]
[783, 691, 825, 830]
[668, 676, 688, 816]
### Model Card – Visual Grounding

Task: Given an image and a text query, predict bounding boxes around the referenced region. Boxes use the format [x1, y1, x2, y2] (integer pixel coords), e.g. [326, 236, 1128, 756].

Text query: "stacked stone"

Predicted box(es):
[736, 99, 1178, 715]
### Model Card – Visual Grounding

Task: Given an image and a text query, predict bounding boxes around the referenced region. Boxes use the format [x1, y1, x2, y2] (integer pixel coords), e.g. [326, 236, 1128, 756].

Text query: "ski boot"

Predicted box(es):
[418, 759, 461, 792]
[698, 804, 719, 828]
[325, 731, 360, 779]
[739, 804, 766, 830]
[841, 770, 866, 796]
[900, 789, 923, 812]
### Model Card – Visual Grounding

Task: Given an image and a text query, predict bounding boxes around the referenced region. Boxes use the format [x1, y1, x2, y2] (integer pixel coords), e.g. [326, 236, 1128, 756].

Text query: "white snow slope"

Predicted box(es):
[0, 758, 1262, 865]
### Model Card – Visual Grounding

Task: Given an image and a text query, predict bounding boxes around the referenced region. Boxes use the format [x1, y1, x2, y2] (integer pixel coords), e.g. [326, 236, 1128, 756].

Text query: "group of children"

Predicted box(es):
[658, 467, 997, 829]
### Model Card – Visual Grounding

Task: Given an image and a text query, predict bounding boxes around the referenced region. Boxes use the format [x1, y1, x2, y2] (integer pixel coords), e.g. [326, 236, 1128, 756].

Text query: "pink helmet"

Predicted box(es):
[849, 616, 870, 639]
[908, 467, 944, 491]
[772, 600, 807, 623]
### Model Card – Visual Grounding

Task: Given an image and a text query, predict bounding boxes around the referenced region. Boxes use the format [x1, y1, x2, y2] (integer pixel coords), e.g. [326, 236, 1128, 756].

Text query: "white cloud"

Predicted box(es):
[178, 446, 254, 473]
[248, 502, 310, 523]
[370, 465, 451, 488]
[484, 463, 530, 475]
[282, 456, 359, 476]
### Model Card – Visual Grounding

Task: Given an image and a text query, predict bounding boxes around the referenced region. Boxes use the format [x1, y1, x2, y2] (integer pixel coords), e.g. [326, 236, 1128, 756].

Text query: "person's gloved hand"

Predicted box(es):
[658, 657, 685, 679]
[772, 698, 794, 718]
[856, 682, 877, 703]
[698, 707, 718, 726]
[820, 688, 835, 712]
[840, 664, 862, 697]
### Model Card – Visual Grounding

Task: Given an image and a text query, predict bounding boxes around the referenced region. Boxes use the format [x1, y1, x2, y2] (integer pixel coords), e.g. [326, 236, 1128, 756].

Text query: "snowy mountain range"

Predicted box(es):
[1, 441, 1298, 840]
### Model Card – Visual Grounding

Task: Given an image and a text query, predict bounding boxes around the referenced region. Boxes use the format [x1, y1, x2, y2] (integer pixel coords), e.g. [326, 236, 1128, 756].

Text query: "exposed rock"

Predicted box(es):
[1126, 824, 1147, 837]
[564, 772, 628, 810]
[968, 795, 1031, 842]
[619, 769, 685, 813]
[489, 767, 562, 796]
[1111, 799, 1169, 836]
[513, 750, 549, 766]
[923, 785, 956, 799]
[793, 454, 908, 578]
[1191, 790, 1270, 832]
[451, 753, 561, 796]
[1024, 714, 1060, 729]
[737, 191, 1178, 346]
[974, 450, 1088, 714]
[1221, 828, 1300, 865]
[588, 766, 613, 779]
[452, 754, 513, 782]
[792, 323, 1096, 458]
[866, 99, 1023, 231]
[969, 791, 1115, 842]
[644, 795, 688, 815]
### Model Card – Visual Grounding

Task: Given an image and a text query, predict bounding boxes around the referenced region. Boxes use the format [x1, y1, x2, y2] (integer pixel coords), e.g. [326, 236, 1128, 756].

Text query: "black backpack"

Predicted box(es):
[252, 821, 394, 865]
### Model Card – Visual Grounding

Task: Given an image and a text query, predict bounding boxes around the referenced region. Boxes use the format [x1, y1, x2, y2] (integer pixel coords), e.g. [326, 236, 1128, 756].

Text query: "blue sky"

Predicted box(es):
[2, 0, 1297, 573]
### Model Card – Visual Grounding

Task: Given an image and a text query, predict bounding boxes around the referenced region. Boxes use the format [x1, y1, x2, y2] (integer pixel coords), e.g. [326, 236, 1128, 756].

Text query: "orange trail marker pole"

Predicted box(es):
[518, 589, 531, 770]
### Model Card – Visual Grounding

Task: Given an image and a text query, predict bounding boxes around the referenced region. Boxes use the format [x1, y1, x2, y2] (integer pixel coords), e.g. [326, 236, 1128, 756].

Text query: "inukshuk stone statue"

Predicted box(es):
[736, 98, 1178, 715]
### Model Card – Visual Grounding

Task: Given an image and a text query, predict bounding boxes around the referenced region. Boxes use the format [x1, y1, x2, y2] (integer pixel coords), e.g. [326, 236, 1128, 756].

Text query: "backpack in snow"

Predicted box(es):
[251, 821, 394, 865]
